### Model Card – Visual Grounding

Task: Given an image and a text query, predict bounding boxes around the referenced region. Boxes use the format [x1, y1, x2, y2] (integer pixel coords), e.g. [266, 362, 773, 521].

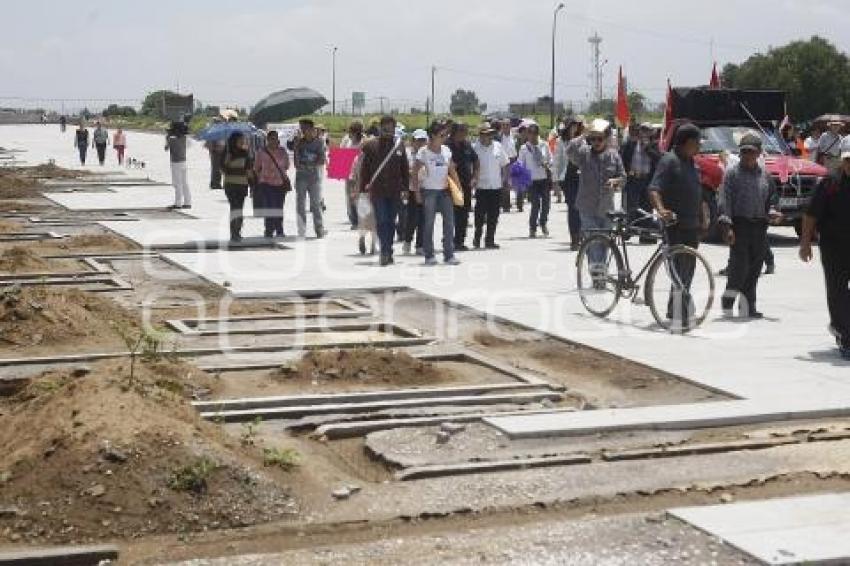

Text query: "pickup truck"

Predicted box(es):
[662, 88, 827, 239]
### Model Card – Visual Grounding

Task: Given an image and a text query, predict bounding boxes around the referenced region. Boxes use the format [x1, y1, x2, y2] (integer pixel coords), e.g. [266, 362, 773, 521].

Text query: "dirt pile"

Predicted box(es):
[22, 163, 89, 179]
[0, 247, 49, 273]
[0, 286, 139, 348]
[0, 220, 23, 234]
[54, 234, 139, 252]
[0, 359, 298, 544]
[276, 347, 444, 386]
[0, 170, 42, 199]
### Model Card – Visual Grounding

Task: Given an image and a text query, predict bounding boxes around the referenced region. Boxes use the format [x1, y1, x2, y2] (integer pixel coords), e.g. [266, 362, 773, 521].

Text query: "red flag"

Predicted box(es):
[709, 62, 721, 88]
[663, 78, 673, 139]
[616, 66, 630, 127]
[327, 147, 360, 180]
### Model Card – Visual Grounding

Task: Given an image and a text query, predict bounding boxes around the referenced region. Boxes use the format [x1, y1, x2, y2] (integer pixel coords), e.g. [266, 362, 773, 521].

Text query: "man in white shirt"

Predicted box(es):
[517, 122, 553, 237]
[804, 125, 821, 162]
[472, 123, 510, 249]
[817, 120, 846, 173]
[498, 119, 518, 213]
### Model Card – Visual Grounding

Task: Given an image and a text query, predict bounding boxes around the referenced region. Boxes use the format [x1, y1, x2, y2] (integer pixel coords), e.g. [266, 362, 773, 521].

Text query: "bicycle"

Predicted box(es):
[575, 209, 715, 333]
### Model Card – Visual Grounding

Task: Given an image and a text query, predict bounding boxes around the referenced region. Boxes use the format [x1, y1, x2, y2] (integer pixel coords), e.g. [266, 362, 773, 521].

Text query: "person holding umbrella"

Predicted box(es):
[291, 118, 327, 239]
[220, 132, 254, 242]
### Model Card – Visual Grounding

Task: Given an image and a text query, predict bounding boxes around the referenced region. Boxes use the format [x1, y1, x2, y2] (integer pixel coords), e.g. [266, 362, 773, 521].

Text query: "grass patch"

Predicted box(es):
[262, 447, 299, 471]
[168, 457, 217, 494]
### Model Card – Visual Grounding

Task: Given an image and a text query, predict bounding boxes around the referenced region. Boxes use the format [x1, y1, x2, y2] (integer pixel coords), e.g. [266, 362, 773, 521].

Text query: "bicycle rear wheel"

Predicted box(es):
[576, 234, 624, 318]
[645, 244, 715, 332]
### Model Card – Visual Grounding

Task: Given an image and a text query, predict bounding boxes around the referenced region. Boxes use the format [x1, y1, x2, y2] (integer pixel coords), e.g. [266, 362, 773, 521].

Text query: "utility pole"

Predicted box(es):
[431, 65, 436, 121]
[588, 32, 603, 102]
[332, 46, 338, 115]
[551, 3, 565, 130]
[378, 96, 388, 114]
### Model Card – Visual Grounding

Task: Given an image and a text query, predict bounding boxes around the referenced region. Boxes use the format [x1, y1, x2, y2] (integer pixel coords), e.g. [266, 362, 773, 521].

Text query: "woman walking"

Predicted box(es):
[341, 120, 366, 229]
[253, 130, 290, 238]
[411, 121, 463, 266]
[112, 128, 127, 165]
[220, 132, 254, 242]
[74, 122, 89, 165]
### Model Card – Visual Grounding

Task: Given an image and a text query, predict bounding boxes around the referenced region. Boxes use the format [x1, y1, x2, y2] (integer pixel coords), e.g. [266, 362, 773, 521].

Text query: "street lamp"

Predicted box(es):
[550, 2, 565, 130]
[332, 46, 338, 116]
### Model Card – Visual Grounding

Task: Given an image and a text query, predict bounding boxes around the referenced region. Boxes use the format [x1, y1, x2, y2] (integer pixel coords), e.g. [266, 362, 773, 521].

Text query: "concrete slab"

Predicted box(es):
[0, 544, 118, 565]
[669, 493, 850, 565]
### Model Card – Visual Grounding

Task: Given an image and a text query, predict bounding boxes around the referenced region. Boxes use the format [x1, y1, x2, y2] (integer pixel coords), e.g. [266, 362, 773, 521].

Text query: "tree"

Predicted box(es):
[449, 89, 485, 115]
[141, 90, 180, 118]
[627, 91, 647, 117]
[103, 103, 137, 117]
[721, 36, 850, 121]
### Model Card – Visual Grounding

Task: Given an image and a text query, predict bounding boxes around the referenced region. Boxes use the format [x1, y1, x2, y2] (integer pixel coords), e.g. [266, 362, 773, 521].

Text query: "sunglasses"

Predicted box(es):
[588, 136, 605, 143]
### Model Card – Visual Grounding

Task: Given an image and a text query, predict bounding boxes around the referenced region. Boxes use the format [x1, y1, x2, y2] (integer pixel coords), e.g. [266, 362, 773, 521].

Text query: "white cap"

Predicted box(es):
[412, 128, 428, 140]
[588, 118, 611, 135]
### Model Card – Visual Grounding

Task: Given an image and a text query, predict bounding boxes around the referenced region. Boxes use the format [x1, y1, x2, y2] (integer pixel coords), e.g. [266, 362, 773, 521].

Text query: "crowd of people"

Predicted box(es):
[57, 110, 848, 359]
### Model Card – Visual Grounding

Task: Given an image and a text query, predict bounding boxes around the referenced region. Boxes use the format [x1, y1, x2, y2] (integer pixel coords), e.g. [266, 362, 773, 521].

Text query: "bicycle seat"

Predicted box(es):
[606, 211, 629, 222]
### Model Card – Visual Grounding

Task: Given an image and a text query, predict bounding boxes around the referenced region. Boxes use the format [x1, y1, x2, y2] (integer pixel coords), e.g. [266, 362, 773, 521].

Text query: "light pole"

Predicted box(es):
[332, 46, 338, 115]
[550, 2, 565, 130]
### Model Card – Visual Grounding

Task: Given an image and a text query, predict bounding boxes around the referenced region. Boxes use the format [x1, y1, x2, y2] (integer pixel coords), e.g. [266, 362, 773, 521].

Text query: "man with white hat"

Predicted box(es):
[566, 117, 626, 253]
[800, 142, 850, 360]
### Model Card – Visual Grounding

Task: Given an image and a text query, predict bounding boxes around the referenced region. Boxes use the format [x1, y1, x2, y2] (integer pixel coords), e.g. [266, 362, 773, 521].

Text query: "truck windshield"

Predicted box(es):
[700, 126, 788, 156]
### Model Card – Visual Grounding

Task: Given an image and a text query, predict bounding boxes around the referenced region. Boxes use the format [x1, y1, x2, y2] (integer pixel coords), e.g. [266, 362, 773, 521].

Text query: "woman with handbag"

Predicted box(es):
[220, 132, 254, 242]
[253, 130, 291, 238]
[411, 121, 464, 266]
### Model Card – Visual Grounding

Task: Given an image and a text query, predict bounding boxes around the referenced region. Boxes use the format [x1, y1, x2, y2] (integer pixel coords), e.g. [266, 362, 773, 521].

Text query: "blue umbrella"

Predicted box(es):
[195, 121, 257, 143]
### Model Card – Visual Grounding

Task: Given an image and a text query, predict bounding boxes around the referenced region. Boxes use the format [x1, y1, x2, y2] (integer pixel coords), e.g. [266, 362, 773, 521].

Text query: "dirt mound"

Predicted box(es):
[55, 234, 139, 252]
[0, 247, 49, 273]
[0, 171, 42, 199]
[0, 201, 45, 213]
[0, 220, 23, 233]
[276, 347, 444, 386]
[0, 286, 139, 347]
[0, 359, 297, 544]
[23, 163, 89, 179]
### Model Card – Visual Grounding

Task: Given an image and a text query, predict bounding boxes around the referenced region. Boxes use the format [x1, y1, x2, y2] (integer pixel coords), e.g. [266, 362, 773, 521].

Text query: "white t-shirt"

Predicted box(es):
[500, 133, 517, 160]
[473, 140, 509, 190]
[518, 140, 553, 181]
[416, 145, 453, 191]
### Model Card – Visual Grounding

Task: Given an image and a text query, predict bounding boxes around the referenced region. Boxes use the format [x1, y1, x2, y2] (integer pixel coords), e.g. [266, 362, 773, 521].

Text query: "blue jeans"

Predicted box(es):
[372, 196, 399, 258]
[422, 190, 455, 261]
[580, 212, 613, 269]
[528, 179, 550, 231]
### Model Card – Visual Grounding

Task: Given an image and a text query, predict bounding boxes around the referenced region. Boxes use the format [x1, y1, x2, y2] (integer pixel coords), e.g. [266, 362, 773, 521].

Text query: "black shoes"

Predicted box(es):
[764, 263, 775, 275]
[485, 242, 500, 249]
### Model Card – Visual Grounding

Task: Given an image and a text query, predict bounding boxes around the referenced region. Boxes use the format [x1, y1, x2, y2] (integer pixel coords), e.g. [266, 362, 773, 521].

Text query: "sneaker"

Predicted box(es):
[167, 204, 181, 210]
[840, 345, 850, 361]
[485, 242, 500, 249]
[764, 263, 775, 275]
[316, 230, 326, 239]
[230, 234, 242, 243]
[181, 205, 192, 209]
[445, 256, 461, 266]
[402, 241, 412, 255]
[379, 255, 391, 267]
[541, 225, 549, 237]
[359, 236, 366, 255]
[415, 247, 424, 256]
[424, 257, 438, 266]
[456, 244, 470, 252]
[529, 229, 537, 239]
[747, 311, 764, 319]
[472, 239, 481, 249]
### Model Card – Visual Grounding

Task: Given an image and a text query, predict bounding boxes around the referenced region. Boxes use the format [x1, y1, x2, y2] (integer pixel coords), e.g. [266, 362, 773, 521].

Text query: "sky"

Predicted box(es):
[1, 0, 849, 113]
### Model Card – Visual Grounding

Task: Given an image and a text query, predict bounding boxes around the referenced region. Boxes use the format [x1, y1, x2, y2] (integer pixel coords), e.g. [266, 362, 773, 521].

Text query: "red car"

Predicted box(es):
[662, 88, 827, 239]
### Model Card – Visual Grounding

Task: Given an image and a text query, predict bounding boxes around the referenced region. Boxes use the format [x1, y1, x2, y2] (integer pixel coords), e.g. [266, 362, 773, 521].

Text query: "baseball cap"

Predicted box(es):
[738, 133, 763, 152]
[412, 128, 428, 140]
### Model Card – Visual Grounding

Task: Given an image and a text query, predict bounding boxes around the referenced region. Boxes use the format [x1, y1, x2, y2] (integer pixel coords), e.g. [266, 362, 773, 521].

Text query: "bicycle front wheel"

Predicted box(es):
[576, 234, 624, 318]
[645, 244, 715, 332]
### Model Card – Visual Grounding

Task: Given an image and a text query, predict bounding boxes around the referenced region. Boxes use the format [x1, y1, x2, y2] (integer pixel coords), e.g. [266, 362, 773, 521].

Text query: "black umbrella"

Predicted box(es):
[249, 88, 328, 127]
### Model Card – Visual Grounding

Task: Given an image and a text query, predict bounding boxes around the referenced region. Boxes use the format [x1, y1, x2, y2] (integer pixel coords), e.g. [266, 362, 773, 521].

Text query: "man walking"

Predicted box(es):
[165, 119, 191, 209]
[74, 122, 89, 165]
[718, 134, 781, 319]
[518, 122, 554, 238]
[816, 120, 845, 173]
[92, 121, 109, 166]
[649, 123, 711, 326]
[620, 123, 661, 242]
[292, 119, 326, 238]
[447, 123, 479, 251]
[472, 122, 510, 249]
[498, 119, 518, 213]
[800, 148, 850, 360]
[359, 115, 409, 266]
